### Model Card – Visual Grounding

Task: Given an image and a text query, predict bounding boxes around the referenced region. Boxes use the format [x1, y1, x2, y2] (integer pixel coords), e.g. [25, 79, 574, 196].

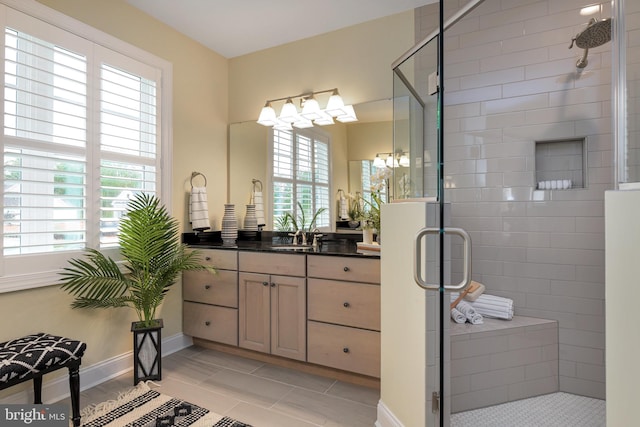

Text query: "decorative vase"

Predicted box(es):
[221, 204, 238, 245]
[131, 319, 163, 385]
[244, 204, 258, 231]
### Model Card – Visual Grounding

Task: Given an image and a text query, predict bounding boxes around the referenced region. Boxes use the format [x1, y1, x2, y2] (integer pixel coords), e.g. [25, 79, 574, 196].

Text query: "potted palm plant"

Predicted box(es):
[59, 193, 209, 384]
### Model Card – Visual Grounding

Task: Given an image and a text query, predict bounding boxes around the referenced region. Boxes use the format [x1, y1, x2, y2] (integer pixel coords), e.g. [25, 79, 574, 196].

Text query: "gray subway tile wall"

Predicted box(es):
[416, 0, 618, 399]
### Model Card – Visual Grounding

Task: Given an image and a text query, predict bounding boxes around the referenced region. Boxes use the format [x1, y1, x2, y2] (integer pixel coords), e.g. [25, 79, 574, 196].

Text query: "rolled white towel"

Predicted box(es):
[456, 300, 484, 325]
[451, 307, 466, 324]
[450, 293, 514, 320]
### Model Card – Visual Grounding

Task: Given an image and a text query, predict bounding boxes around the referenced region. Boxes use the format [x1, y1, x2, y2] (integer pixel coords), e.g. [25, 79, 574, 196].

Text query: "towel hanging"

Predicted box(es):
[251, 179, 265, 227]
[189, 172, 210, 231]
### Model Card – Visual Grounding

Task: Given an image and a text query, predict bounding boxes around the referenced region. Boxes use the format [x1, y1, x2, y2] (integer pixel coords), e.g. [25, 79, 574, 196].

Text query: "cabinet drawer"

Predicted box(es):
[308, 278, 380, 331]
[238, 251, 305, 277]
[183, 301, 238, 346]
[307, 321, 380, 378]
[183, 270, 238, 308]
[307, 256, 380, 283]
[195, 248, 237, 270]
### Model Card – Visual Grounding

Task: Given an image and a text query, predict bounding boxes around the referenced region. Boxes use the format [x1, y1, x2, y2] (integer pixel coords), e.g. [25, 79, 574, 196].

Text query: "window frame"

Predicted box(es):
[0, 0, 173, 293]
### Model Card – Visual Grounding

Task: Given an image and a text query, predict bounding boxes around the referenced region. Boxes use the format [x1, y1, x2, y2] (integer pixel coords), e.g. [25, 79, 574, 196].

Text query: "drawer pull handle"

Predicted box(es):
[205, 285, 211, 290]
[343, 347, 350, 353]
[205, 321, 211, 326]
[343, 302, 350, 308]
[262, 281, 269, 286]
[271, 283, 276, 287]
[205, 256, 211, 261]
[343, 266, 350, 272]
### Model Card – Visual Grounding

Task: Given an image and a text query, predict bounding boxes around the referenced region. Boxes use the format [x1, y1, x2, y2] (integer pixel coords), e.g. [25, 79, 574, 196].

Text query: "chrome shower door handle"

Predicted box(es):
[414, 227, 472, 292]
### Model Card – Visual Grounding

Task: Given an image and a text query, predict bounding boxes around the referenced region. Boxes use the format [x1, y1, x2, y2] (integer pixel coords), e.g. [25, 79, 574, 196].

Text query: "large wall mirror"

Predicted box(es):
[229, 99, 393, 230]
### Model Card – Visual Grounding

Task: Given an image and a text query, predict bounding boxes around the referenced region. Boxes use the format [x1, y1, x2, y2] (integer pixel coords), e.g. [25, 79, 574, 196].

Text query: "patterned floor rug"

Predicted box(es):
[80, 382, 252, 427]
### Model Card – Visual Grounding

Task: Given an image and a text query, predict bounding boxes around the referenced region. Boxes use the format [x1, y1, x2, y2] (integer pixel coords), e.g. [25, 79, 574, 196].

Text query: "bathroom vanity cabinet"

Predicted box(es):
[238, 252, 306, 361]
[182, 249, 238, 345]
[182, 246, 380, 381]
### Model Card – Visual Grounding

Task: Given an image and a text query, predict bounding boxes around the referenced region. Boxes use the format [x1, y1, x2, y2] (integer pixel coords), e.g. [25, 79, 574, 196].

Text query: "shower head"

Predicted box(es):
[569, 18, 612, 68]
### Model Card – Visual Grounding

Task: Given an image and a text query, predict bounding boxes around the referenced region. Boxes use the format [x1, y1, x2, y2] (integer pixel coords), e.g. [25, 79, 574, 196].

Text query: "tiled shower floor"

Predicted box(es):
[451, 392, 606, 427]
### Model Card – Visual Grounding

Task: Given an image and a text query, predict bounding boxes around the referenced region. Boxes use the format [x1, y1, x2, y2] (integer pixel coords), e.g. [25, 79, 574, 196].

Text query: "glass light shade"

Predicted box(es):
[336, 104, 358, 123]
[373, 155, 386, 168]
[279, 99, 299, 123]
[293, 118, 314, 128]
[257, 104, 278, 126]
[325, 91, 347, 117]
[300, 97, 322, 120]
[273, 120, 293, 131]
[399, 154, 410, 167]
[386, 154, 398, 168]
[313, 110, 334, 125]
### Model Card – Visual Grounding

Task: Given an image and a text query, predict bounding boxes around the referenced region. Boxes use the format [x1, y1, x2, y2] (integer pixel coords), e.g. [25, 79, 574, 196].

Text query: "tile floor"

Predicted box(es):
[61, 345, 380, 427]
[56, 346, 606, 427]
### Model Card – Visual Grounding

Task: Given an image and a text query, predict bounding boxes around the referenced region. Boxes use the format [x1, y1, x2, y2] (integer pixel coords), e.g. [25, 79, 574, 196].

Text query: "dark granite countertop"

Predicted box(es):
[182, 231, 379, 258]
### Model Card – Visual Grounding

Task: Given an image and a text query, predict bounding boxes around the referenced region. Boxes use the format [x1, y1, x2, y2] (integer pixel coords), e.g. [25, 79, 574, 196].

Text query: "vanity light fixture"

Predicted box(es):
[373, 151, 410, 169]
[373, 154, 386, 168]
[256, 88, 357, 129]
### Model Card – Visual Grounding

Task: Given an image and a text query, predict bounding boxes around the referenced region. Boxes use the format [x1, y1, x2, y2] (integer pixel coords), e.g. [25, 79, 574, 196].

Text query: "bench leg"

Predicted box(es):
[68, 363, 81, 427]
[33, 375, 43, 404]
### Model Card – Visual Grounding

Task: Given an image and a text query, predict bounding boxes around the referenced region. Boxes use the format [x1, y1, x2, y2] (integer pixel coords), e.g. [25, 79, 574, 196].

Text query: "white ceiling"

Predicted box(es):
[126, 0, 436, 58]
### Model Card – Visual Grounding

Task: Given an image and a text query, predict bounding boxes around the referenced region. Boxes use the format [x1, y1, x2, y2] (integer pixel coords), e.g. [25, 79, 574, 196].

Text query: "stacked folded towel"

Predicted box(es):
[450, 293, 514, 320]
[189, 186, 210, 231]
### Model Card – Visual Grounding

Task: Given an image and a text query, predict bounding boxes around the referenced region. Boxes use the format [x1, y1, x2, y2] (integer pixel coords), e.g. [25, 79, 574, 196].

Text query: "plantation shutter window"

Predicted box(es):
[0, 4, 170, 288]
[271, 128, 331, 230]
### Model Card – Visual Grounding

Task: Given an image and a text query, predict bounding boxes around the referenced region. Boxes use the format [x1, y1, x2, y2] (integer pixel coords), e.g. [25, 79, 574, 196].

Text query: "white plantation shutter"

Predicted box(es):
[271, 128, 331, 230]
[0, 5, 169, 285]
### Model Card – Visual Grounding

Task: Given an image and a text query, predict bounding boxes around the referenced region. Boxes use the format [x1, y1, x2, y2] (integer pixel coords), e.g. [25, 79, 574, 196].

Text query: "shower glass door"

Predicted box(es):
[392, 0, 611, 425]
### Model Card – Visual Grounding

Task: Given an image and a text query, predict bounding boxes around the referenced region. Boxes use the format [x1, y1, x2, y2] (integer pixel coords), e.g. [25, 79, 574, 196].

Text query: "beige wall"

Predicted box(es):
[228, 11, 414, 124]
[0, 0, 414, 398]
[0, 0, 227, 398]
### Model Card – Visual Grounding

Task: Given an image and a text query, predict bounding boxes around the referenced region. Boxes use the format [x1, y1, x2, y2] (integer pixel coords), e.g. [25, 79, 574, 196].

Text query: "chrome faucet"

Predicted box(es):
[311, 228, 323, 248]
[300, 230, 307, 246]
[288, 229, 300, 245]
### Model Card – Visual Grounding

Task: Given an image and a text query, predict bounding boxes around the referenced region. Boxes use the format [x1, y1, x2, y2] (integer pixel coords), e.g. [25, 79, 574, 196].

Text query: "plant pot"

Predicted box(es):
[131, 319, 163, 385]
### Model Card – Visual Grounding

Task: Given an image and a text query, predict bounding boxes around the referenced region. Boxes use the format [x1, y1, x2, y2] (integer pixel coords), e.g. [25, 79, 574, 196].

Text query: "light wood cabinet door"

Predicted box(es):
[270, 275, 306, 361]
[183, 302, 238, 346]
[307, 256, 380, 283]
[195, 248, 237, 270]
[183, 269, 238, 308]
[307, 320, 380, 378]
[307, 278, 380, 331]
[238, 272, 271, 353]
[238, 271, 306, 361]
[238, 251, 306, 277]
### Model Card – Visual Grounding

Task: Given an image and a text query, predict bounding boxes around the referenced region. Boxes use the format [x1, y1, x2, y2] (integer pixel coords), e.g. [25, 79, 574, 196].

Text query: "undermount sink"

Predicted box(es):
[270, 245, 314, 250]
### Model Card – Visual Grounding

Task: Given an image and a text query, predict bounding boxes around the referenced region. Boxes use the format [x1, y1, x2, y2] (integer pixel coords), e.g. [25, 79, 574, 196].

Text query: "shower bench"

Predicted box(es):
[450, 315, 558, 413]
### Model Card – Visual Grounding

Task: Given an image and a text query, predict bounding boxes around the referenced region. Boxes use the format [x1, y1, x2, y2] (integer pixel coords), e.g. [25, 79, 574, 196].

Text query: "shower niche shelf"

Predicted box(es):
[535, 138, 586, 190]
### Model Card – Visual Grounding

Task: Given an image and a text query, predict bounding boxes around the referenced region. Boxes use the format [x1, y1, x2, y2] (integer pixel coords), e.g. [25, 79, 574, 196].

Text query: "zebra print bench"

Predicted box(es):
[0, 333, 86, 427]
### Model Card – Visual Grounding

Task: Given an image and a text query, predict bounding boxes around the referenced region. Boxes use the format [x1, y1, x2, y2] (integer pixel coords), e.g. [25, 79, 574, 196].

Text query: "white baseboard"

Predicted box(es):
[376, 400, 404, 427]
[0, 332, 193, 405]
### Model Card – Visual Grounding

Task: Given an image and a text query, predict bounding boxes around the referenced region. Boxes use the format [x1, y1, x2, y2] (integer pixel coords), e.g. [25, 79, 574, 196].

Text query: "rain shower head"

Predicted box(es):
[569, 17, 612, 68]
